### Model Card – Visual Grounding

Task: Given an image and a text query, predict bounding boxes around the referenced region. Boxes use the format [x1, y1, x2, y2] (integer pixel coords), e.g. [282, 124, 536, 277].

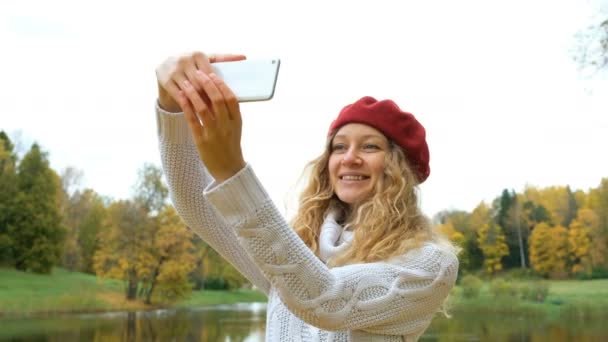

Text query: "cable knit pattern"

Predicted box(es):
[156, 104, 459, 341]
[156, 105, 270, 295]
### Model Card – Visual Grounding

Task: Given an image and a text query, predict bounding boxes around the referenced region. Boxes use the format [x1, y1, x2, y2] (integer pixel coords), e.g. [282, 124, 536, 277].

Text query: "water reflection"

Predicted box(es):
[0, 303, 267, 342]
[1, 303, 607, 341]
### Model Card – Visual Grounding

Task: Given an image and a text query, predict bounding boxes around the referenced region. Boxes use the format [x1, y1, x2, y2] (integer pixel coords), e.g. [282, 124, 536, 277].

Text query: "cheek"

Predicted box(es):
[327, 156, 340, 182]
[371, 157, 386, 179]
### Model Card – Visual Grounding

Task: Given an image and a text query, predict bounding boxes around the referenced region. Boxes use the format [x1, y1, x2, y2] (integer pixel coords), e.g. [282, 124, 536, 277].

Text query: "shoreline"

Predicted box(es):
[1, 267, 607, 320]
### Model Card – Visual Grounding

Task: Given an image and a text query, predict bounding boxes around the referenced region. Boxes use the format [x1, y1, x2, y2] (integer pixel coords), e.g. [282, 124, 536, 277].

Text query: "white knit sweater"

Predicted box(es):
[156, 105, 459, 342]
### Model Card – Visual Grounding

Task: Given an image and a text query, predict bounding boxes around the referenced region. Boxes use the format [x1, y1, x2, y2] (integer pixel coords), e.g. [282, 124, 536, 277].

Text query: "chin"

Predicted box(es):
[336, 191, 371, 205]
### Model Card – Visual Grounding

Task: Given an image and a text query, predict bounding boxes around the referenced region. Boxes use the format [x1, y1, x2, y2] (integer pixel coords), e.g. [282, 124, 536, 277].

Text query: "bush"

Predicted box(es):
[589, 267, 608, 280]
[203, 277, 228, 290]
[489, 278, 518, 298]
[519, 281, 549, 303]
[461, 274, 483, 299]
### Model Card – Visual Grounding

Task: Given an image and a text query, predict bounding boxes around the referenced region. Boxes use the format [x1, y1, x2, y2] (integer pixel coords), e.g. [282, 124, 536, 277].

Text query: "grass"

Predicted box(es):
[178, 288, 267, 307]
[2, 267, 607, 319]
[0, 267, 266, 318]
[449, 278, 608, 319]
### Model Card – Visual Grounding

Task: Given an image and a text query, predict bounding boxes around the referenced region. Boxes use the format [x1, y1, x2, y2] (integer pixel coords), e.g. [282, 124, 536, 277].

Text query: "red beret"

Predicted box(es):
[328, 96, 430, 183]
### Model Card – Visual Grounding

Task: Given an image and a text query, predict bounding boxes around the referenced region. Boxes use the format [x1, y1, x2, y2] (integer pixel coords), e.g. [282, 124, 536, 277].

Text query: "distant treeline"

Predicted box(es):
[435, 181, 608, 279]
[2, 131, 607, 306]
[0, 131, 248, 305]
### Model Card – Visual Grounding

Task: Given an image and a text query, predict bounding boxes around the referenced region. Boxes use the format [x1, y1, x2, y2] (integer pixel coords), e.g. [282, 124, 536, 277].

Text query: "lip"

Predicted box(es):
[339, 172, 369, 179]
[339, 174, 370, 181]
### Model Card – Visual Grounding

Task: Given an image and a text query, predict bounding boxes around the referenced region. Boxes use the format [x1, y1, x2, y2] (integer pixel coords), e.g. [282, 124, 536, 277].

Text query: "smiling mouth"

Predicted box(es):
[340, 175, 370, 181]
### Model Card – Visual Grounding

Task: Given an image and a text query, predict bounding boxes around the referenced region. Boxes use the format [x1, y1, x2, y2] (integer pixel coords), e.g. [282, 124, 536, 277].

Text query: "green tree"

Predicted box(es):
[588, 178, 608, 270]
[492, 189, 524, 269]
[464, 202, 490, 271]
[0, 132, 18, 264]
[11, 143, 65, 273]
[61, 187, 107, 273]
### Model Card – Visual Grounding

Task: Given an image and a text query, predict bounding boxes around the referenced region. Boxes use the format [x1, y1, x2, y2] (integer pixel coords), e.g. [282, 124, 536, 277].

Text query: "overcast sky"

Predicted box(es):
[1, 0, 607, 218]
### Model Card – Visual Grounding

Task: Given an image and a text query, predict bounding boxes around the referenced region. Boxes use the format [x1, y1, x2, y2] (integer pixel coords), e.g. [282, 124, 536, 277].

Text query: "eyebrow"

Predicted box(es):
[333, 134, 385, 140]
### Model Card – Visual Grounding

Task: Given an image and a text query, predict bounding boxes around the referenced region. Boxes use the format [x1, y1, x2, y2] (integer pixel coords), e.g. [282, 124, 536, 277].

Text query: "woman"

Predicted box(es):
[155, 51, 459, 341]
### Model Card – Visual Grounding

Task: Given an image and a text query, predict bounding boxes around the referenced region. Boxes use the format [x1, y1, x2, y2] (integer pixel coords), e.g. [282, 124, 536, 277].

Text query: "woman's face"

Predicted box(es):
[328, 123, 389, 206]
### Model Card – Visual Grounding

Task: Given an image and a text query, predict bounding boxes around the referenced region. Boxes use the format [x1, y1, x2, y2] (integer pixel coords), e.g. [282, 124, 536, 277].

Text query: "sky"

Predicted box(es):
[1, 0, 607, 218]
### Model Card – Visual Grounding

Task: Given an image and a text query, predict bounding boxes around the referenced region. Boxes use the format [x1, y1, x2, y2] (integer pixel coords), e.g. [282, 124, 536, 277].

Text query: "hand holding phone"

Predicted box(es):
[211, 58, 280, 102]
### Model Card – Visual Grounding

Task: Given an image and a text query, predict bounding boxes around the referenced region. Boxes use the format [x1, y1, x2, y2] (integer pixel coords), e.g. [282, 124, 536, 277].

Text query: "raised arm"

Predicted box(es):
[155, 52, 269, 294]
[205, 166, 459, 335]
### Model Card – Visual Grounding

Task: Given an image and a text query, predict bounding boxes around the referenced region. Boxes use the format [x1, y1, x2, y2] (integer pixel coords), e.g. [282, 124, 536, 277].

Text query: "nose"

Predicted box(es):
[342, 147, 362, 166]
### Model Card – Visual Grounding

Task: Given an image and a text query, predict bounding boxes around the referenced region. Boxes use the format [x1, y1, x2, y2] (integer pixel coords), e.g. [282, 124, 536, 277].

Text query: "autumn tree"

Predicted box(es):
[434, 208, 481, 271]
[10, 143, 65, 273]
[529, 223, 569, 278]
[435, 221, 465, 265]
[94, 200, 151, 300]
[564, 186, 579, 227]
[139, 206, 196, 304]
[133, 162, 168, 214]
[477, 223, 509, 274]
[95, 164, 198, 303]
[573, 207, 604, 271]
[568, 215, 592, 276]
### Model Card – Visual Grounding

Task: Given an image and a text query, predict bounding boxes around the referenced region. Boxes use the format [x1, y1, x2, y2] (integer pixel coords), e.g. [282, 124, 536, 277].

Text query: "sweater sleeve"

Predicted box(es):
[205, 165, 459, 335]
[155, 103, 270, 295]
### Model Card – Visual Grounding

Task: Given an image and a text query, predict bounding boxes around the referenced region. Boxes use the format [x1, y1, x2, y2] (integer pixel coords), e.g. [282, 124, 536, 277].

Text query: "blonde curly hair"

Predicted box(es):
[291, 132, 450, 267]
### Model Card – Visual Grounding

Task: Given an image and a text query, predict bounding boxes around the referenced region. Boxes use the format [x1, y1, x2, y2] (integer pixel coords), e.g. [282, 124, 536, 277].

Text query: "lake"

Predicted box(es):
[1, 303, 607, 341]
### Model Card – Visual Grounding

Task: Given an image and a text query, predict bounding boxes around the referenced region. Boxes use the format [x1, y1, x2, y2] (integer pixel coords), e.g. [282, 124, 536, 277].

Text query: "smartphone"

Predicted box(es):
[211, 58, 280, 102]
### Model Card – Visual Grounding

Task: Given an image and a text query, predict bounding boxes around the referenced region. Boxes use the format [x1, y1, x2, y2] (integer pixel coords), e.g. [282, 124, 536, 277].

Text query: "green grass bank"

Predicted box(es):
[0, 267, 266, 318]
[1, 267, 607, 319]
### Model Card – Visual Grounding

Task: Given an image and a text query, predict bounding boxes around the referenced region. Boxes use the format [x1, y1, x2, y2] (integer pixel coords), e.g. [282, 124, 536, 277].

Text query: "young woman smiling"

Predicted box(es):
[154, 51, 459, 342]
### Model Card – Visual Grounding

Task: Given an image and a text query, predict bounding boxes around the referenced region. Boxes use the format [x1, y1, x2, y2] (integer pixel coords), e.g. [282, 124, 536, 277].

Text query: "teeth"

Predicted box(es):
[342, 175, 366, 180]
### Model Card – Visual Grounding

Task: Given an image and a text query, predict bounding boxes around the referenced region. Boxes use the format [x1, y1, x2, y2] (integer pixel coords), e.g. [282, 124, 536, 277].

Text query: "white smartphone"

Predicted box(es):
[211, 58, 280, 102]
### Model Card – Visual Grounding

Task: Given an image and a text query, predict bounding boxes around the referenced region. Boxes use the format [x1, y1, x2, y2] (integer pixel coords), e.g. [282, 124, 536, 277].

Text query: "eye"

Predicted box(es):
[331, 143, 347, 152]
[363, 144, 380, 150]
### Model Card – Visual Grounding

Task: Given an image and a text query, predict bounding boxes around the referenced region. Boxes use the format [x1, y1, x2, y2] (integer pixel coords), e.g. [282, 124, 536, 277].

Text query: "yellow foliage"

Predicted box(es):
[477, 223, 509, 274]
[469, 202, 491, 232]
[524, 186, 569, 225]
[435, 222, 465, 246]
[93, 203, 197, 303]
[529, 223, 569, 278]
[571, 208, 603, 270]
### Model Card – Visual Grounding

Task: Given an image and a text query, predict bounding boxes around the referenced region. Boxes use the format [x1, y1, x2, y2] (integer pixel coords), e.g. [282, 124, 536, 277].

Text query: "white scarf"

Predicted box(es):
[318, 209, 353, 263]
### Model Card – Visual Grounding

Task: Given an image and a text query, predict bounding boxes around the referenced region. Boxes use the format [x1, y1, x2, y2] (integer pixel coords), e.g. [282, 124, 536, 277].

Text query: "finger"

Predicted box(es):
[209, 54, 247, 63]
[185, 67, 204, 93]
[181, 80, 215, 122]
[174, 68, 209, 110]
[163, 80, 185, 109]
[193, 51, 213, 74]
[210, 73, 241, 124]
[196, 71, 231, 123]
[182, 96, 205, 145]
[182, 89, 215, 130]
